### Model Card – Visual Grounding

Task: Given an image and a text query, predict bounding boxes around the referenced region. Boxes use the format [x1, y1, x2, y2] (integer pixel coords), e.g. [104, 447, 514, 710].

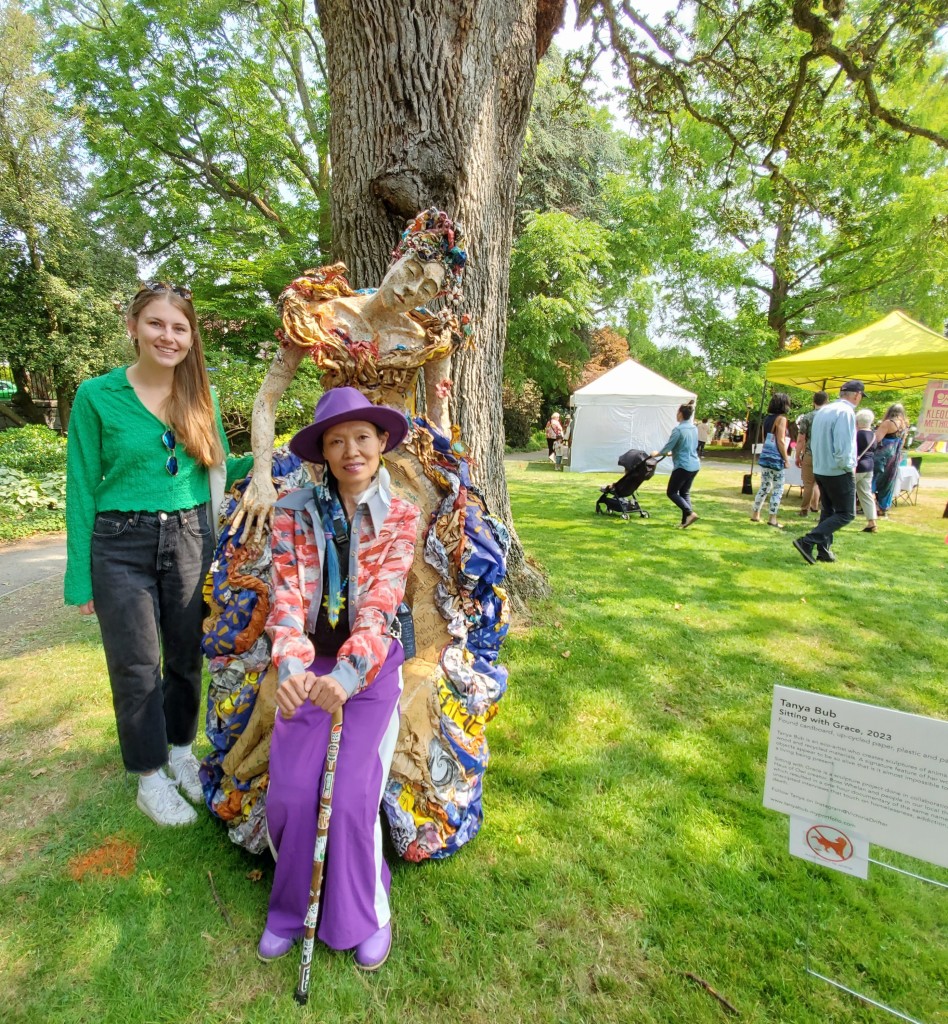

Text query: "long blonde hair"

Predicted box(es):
[127, 284, 224, 467]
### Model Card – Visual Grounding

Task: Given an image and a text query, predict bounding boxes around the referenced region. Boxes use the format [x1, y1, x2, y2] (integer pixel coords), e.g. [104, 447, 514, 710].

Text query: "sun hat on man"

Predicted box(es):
[289, 386, 409, 464]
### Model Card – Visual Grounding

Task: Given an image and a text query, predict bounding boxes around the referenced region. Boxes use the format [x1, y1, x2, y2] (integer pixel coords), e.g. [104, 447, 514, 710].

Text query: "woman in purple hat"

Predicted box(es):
[258, 386, 420, 970]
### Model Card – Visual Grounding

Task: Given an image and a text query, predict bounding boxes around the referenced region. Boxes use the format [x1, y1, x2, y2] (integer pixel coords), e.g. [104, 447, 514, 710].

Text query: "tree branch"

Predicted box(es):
[791, 1, 948, 150]
[149, 139, 295, 241]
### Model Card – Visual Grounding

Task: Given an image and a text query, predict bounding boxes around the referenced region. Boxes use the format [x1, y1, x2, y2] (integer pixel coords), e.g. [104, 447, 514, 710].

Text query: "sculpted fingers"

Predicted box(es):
[238, 509, 256, 547]
[251, 508, 270, 549]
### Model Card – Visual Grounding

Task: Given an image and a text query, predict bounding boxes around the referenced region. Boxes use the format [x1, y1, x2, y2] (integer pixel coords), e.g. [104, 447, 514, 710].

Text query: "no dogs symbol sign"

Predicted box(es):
[806, 825, 852, 863]
[789, 816, 869, 877]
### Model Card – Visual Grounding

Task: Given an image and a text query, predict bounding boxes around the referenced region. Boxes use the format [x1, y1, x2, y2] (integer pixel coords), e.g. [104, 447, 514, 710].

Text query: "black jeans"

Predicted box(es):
[666, 468, 698, 522]
[801, 473, 855, 551]
[91, 506, 213, 773]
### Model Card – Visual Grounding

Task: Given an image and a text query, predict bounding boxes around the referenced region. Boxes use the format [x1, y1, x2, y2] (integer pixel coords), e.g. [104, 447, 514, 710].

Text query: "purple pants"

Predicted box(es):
[265, 645, 403, 950]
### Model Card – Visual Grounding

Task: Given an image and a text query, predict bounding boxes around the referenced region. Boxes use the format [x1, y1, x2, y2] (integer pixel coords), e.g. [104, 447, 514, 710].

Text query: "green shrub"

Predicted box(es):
[0, 506, 65, 542]
[0, 465, 66, 540]
[0, 466, 66, 510]
[0, 424, 67, 475]
[208, 351, 321, 445]
[502, 379, 543, 449]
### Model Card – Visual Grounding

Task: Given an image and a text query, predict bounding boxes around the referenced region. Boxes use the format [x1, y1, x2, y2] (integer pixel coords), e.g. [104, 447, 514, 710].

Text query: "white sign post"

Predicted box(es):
[764, 686, 948, 1024]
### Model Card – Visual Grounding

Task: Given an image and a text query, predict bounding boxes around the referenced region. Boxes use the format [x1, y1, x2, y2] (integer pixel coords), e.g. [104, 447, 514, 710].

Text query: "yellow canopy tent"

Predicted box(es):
[765, 311, 948, 392]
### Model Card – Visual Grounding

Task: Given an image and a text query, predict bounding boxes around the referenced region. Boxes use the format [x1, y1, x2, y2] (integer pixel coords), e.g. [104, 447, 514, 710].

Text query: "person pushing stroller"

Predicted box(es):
[651, 404, 700, 528]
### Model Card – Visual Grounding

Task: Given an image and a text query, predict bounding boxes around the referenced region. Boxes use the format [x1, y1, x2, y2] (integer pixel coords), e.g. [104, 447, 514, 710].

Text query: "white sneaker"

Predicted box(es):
[137, 772, 198, 826]
[167, 751, 204, 803]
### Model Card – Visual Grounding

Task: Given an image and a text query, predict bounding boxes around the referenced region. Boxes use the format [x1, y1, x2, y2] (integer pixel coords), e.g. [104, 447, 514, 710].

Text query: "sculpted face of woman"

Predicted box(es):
[129, 297, 194, 372]
[322, 419, 389, 497]
[377, 254, 446, 313]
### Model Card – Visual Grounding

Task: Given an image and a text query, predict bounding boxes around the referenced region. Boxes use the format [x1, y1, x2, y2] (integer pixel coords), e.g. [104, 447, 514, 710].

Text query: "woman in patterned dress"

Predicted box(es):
[871, 402, 909, 517]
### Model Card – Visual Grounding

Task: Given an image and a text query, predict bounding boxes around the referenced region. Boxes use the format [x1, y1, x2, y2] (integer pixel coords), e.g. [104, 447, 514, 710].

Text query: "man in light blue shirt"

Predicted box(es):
[792, 380, 864, 564]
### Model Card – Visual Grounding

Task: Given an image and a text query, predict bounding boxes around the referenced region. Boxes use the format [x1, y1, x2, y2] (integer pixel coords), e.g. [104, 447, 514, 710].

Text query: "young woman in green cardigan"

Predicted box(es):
[65, 283, 251, 826]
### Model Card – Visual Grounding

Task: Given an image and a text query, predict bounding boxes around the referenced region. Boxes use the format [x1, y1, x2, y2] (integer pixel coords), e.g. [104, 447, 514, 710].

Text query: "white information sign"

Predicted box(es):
[788, 816, 869, 878]
[764, 686, 948, 869]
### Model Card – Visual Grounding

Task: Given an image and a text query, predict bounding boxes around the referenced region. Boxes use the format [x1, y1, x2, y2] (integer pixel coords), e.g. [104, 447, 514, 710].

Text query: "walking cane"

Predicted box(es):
[294, 705, 344, 1006]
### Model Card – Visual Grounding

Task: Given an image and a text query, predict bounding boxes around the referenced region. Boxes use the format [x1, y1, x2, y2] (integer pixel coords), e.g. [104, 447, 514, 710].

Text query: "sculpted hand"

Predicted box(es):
[275, 671, 317, 719]
[309, 675, 348, 714]
[230, 473, 278, 549]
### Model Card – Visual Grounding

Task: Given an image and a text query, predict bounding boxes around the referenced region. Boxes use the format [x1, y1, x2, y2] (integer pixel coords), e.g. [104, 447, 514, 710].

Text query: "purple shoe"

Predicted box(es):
[257, 927, 295, 962]
[354, 922, 391, 971]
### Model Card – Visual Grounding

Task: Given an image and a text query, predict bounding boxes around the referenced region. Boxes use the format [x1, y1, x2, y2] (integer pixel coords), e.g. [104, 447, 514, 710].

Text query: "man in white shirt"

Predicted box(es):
[695, 418, 710, 456]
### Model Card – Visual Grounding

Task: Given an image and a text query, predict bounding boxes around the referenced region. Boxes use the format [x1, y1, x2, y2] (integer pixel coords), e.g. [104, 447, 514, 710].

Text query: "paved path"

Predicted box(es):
[0, 532, 66, 603]
[0, 532, 69, 650]
[504, 450, 551, 462]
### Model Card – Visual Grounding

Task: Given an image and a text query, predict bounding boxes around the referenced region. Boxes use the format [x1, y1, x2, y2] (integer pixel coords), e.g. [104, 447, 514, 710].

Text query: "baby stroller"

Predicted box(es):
[595, 449, 663, 520]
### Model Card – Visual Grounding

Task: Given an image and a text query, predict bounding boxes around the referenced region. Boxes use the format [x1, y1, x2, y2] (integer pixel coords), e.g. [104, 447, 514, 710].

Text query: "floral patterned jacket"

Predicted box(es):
[266, 467, 420, 696]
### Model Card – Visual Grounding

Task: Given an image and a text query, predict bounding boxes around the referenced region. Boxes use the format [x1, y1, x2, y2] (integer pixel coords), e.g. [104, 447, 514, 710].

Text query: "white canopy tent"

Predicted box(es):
[568, 359, 697, 473]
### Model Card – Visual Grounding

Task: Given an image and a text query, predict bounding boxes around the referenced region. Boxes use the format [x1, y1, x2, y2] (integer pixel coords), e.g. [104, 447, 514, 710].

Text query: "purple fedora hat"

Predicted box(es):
[289, 387, 410, 464]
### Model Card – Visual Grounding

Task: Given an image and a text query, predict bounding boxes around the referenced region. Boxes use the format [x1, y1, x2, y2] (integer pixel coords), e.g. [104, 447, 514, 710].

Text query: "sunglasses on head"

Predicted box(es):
[162, 428, 178, 476]
[138, 280, 193, 301]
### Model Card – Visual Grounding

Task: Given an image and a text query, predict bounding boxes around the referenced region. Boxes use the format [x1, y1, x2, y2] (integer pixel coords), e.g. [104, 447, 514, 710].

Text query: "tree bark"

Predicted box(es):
[319, 0, 562, 603]
[10, 365, 47, 425]
[55, 383, 72, 433]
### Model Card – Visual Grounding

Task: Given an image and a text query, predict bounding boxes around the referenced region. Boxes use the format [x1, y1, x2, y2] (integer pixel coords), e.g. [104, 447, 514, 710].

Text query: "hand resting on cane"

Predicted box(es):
[276, 672, 347, 718]
[258, 385, 423, 970]
[308, 675, 347, 714]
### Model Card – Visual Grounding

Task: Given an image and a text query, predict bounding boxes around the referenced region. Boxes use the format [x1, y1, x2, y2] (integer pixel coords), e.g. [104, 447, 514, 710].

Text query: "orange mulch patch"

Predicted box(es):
[68, 837, 138, 882]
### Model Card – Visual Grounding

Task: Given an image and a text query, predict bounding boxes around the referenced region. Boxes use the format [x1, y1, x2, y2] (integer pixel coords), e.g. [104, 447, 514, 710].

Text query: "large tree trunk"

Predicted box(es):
[319, 0, 562, 604]
[10, 365, 47, 425]
[55, 383, 72, 433]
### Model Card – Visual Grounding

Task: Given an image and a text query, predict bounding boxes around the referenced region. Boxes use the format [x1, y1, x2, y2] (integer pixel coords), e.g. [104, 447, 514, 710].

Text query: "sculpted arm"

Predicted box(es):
[423, 353, 452, 434]
[232, 343, 307, 546]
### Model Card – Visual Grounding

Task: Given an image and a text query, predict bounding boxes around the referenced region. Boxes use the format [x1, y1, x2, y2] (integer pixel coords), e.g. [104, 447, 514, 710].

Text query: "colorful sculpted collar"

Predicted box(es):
[275, 466, 393, 537]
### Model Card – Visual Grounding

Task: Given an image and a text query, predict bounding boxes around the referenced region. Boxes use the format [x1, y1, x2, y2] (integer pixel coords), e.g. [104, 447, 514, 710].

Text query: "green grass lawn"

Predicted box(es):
[1, 462, 946, 1023]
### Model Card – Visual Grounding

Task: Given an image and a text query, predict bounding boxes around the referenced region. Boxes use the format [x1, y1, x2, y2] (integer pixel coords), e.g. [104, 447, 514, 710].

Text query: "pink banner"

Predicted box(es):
[916, 379, 948, 452]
